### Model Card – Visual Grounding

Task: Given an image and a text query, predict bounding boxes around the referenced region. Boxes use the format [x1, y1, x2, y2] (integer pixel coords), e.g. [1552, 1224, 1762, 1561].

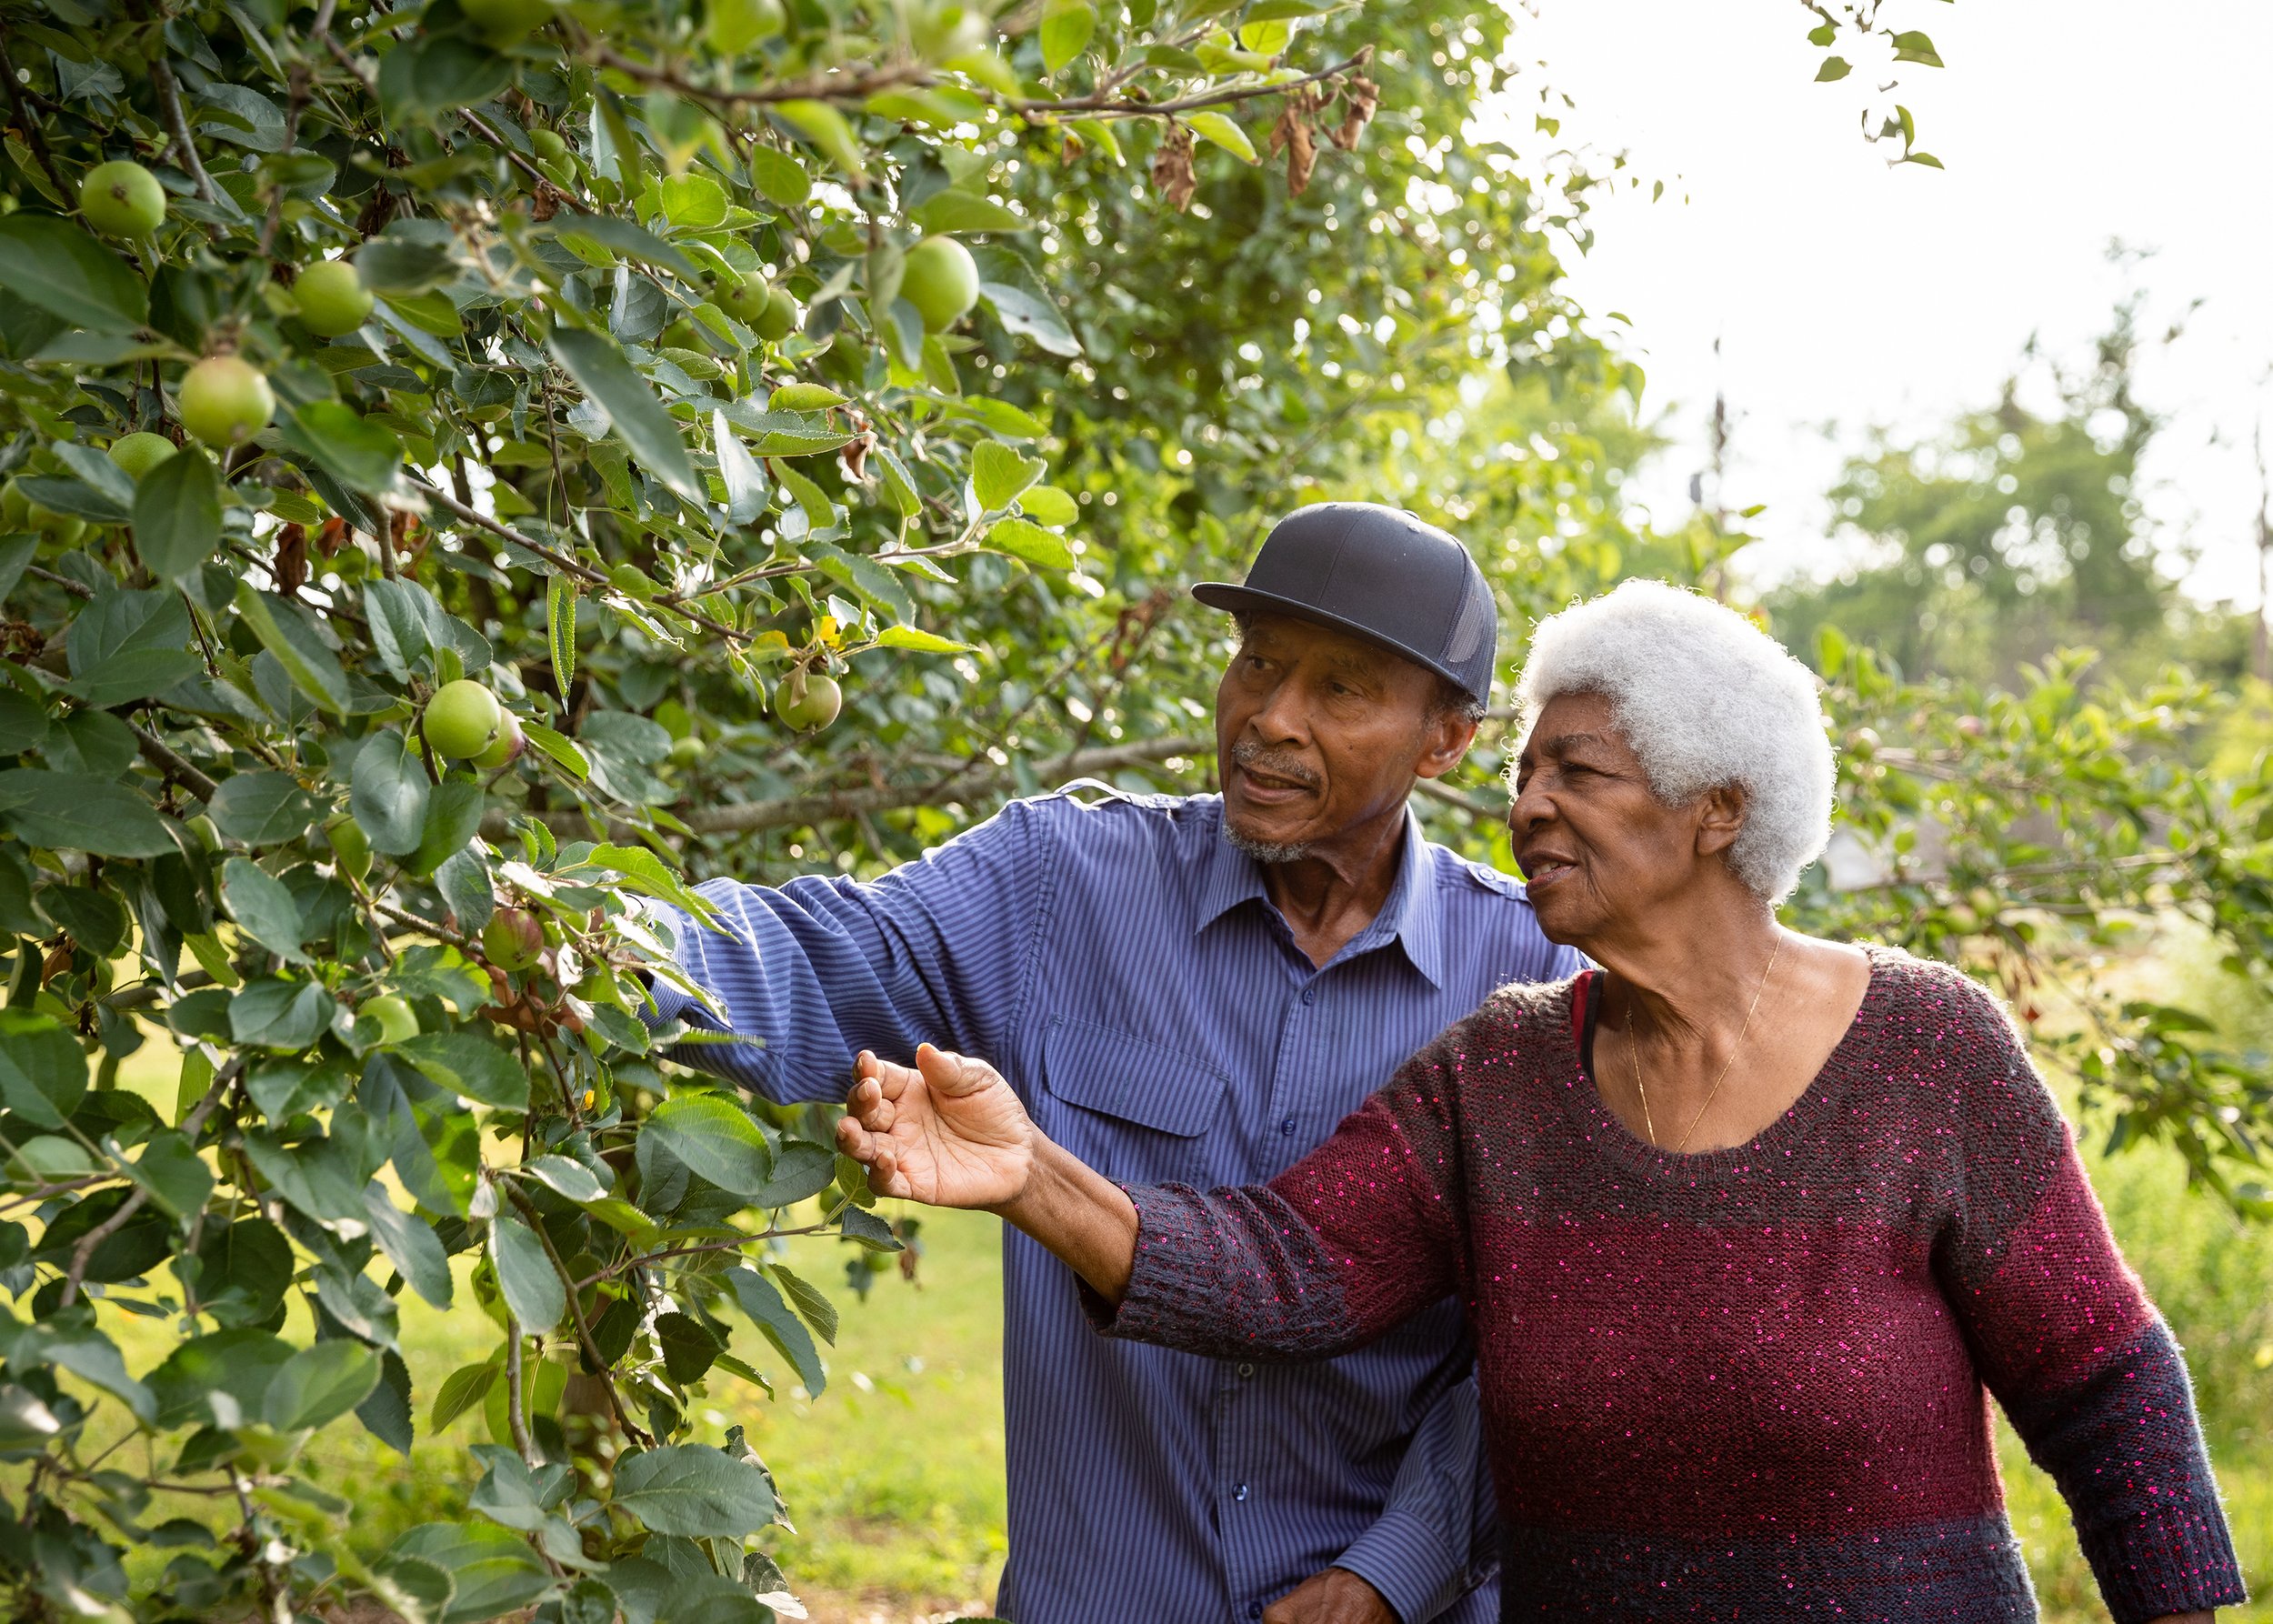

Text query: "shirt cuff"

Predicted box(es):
[628, 901, 695, 1028]
[1332, 1509, 1475, 1624]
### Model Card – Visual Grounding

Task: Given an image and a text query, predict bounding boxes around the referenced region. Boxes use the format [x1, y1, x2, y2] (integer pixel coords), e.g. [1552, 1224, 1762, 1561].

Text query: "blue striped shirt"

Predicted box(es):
[646, 788, 1578, 1624]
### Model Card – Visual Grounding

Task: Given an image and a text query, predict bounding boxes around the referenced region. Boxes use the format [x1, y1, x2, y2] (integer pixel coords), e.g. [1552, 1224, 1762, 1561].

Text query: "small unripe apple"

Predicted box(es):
[901, 236, 979, 332]
[79, 159, 166, 237]
[753, 287, 799, 342]
[0, 479, 86, 546]
[185, 813, 224, 854]
[716, 274, 773, 327]
[325, 813, 372, 883]
[422, 679, 502, 759]
[530, 129, 568, 163]
[292, 260, 374, 338]
[774, 671, 842, 733]
[667, 736, 704, 768]
[482, 907, 545, 972]
[178, 356, 275, 448]
[363, 994, 419, 1047]
[108, 431, 178, 480]
[473, 708, 526, 770]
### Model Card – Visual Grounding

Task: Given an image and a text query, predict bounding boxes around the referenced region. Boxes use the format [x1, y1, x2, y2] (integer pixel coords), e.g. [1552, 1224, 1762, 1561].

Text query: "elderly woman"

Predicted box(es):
[836, 581, 2246, 1622]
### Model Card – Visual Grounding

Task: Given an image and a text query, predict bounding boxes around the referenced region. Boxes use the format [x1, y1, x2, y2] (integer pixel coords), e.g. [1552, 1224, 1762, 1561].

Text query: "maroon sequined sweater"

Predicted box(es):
[1098, 948, 2246, 1621]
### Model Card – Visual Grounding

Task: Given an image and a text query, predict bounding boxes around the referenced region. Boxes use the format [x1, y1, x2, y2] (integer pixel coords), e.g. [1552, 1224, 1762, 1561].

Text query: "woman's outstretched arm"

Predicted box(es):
[837, 1035, 1470, 1363]
[836, 1044, 1143, 1303]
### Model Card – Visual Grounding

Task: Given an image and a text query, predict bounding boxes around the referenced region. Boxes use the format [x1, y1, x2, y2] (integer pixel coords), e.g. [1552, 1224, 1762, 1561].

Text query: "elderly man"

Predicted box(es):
[643, 503, 1577, 1624]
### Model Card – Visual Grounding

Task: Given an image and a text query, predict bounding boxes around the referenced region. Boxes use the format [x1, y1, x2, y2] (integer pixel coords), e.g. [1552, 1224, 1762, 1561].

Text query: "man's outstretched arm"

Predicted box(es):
[640, 799, 1054, 1104]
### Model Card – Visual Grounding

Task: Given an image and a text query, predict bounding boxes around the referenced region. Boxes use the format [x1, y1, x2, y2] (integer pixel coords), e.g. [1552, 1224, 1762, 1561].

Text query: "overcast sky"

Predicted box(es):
[1491, 0, 2273, 608]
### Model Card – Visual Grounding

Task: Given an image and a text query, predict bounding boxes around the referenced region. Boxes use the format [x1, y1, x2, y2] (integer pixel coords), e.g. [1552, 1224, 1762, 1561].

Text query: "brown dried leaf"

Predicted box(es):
[274, 522, 307, 596]
[1150, 123, 1197, 212]
[1272, 95, 1319, 196]
[1330, 75, 1379, 152]
[532, 179, 565, 223]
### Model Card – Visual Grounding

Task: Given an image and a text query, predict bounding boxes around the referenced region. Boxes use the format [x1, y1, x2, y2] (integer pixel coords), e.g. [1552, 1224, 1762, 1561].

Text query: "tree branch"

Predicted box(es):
[135, 726, 221, 801]
[149, 61, 221, 206]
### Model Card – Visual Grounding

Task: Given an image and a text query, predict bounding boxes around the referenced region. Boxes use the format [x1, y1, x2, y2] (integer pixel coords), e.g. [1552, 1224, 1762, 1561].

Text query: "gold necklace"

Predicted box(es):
[1625, 934, 1784, 1154]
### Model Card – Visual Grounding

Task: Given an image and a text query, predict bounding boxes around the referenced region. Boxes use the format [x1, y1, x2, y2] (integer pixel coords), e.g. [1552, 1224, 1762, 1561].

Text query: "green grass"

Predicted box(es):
[34, 999, 2273, 1624]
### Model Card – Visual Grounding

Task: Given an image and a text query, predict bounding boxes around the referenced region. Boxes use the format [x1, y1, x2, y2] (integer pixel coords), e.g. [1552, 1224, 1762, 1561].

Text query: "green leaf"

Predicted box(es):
[388, 1522, 549, 1623]
[724, 1266, 826, 1394]
[521, 1155, 607, 1205]
[713, 408, 768, 525]
[236, 586, 352, 714]
[399, 1033, 531, 1110]
[973, 245, 1080, 357]
[839, 1205, 904, 1251]
[908, 192, 1030, 234]
[520, 719, 588, 782]
[774, 100, 865, 180]
[125, 1128, 215, 1218]
[644, 1093, 771, 1198]
[1903, 151, 1946, 169]
[365, 1182, 454, 1308]
[546, 576, 577, 702]
[776, 463, 835, 532]
[611, 1443, 788, 1539]
[1017, 484, 1079, 526]
[0, 214, 148, 334]
[982, 516, 1076, 570]
[566, 844, 720, 927]
[766, 1261, 838, 1346]
[656, 1310, 728, 1384]
[0, 769, 176, 857]
[489, 1212, 566, 1334]
[1039, 0, 1097, 73]
[768, 382, 846, 412]
[0, 1012, 87, 1128]
[221, 856, 307, 959]
[428, 1358, 498, 1432]
[659, 173, 727, 229]
[63, 588, 200, 706]
[746, 145, 811, 207]
[17, 475, 127, 524]
[208, 771, 319, 847]
[1814, 55, 1852, 82]
[228, 977, 336, 1051]
[264, 1338, 383, 1431]
[750, 1140, 836, 1207]
[411, 781, 486, 877]
[972, 441, 1046, 512]
[1187, 112, 1258, 164]
[280, 401, 403, 494]
[545, 216, 701, 280]
[873, 625, 976, 654]
[546, 327, 702, 501]
[1890, 30, 1944, 66]
[351, 731, 431, 857]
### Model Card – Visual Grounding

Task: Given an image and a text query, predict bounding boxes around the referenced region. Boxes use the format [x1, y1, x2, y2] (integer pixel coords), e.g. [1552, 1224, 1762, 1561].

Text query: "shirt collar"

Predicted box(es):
[1197, 802, 1447, 988]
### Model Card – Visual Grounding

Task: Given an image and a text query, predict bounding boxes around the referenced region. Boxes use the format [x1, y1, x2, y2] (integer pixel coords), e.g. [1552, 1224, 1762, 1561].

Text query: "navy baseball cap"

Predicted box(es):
[1192, 503, 1497, 706]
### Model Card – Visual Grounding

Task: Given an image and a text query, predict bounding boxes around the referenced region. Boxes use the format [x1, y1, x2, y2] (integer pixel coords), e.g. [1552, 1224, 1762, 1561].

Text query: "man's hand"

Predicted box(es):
[1262, 1567, 1399, 1624]
[836, 1044, 1036, 1208]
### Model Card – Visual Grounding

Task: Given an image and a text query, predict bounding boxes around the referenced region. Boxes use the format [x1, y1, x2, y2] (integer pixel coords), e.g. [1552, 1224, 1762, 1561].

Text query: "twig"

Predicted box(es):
[257, 64, 313, 259]
[134, 726, 222, 801]
[55, 1188, 146, 1311]
[504, 1311, 536, 1468]
[25, 564, 93, 600]
[371, 896, 479, 953]
[502, 1181, 653, 1448]
[150, 61, 221, 206]
[459, 107, 596, 216]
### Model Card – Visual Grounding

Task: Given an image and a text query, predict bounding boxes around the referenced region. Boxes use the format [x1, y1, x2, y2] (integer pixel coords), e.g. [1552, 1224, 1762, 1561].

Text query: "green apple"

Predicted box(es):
[754, 286, 799, 342]
[363, 995, 419, 1047]
[716, 273, 773, 326]
[531, 129, 568, 163]
[422, 679, 502, 759]
[292, 260, 374, 337]
[185, 813, 224, 854]
[178, 356, 275, 448]
[473, 708, 526, 770]
[774, 671, 842, 733]
[324, 813, 372, 884]
[79, 159, 166, 237]
[461, 0, 560, 44]
[107, 432, 178, 480]
[901, 236, 979, 332]
[481, 907, 545, 972]
[667, 735, 704, 768]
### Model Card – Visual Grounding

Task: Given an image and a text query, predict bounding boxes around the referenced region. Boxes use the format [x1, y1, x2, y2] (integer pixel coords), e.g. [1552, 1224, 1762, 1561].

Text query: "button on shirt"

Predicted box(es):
[646, 790, 1577, 1624]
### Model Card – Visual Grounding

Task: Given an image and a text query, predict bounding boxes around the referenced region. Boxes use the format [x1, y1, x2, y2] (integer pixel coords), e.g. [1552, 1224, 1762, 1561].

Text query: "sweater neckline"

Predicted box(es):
[1547, 944, 1894, 1180]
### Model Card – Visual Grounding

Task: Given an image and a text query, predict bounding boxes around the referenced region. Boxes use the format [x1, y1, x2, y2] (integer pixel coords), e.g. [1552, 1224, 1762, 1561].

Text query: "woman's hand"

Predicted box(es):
[835, 1044, 1036, 1208]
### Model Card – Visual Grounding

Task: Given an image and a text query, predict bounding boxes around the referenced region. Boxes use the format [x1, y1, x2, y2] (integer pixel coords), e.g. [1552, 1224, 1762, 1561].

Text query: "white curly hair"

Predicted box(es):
[1513, 579, 1836, 905]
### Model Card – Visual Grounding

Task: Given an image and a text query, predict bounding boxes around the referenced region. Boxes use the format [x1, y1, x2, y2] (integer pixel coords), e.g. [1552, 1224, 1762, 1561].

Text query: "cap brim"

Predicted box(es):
[1191, 580, 1479, 701]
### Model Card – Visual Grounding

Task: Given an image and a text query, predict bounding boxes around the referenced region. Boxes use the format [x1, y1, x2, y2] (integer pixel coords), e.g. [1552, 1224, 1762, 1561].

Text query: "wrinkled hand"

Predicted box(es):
[1263, 1567, 1398, 1624]
[835, 1044, 1036, 1208]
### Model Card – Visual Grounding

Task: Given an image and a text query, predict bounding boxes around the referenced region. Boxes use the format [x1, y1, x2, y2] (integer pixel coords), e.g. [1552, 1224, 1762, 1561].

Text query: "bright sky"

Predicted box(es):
[1495, 0, 2273, 607]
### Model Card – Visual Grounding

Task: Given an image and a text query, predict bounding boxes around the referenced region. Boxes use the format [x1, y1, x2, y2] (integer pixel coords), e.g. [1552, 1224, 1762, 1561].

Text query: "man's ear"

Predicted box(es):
[1412, 711, 1479, 782]
[1695, 782, 1747, 857]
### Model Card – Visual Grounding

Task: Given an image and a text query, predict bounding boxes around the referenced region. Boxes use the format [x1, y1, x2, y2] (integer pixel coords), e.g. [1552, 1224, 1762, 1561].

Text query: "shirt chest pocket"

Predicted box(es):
[1037, 1019, 1231, 1186]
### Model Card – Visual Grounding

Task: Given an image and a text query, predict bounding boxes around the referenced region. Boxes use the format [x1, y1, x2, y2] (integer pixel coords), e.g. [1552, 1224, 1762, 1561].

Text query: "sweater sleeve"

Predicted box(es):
[1930, 974, 2246, 1624]
[1090, 1018, 1475, 1362]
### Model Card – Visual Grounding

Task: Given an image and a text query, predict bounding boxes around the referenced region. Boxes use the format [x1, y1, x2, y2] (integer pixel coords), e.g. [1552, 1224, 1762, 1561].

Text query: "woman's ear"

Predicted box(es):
[1695, 782, 1747, 857]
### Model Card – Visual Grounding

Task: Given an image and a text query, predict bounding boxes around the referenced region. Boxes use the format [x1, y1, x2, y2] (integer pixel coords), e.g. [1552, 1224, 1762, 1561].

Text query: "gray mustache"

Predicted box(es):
[1230, 740, 1320, 787]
